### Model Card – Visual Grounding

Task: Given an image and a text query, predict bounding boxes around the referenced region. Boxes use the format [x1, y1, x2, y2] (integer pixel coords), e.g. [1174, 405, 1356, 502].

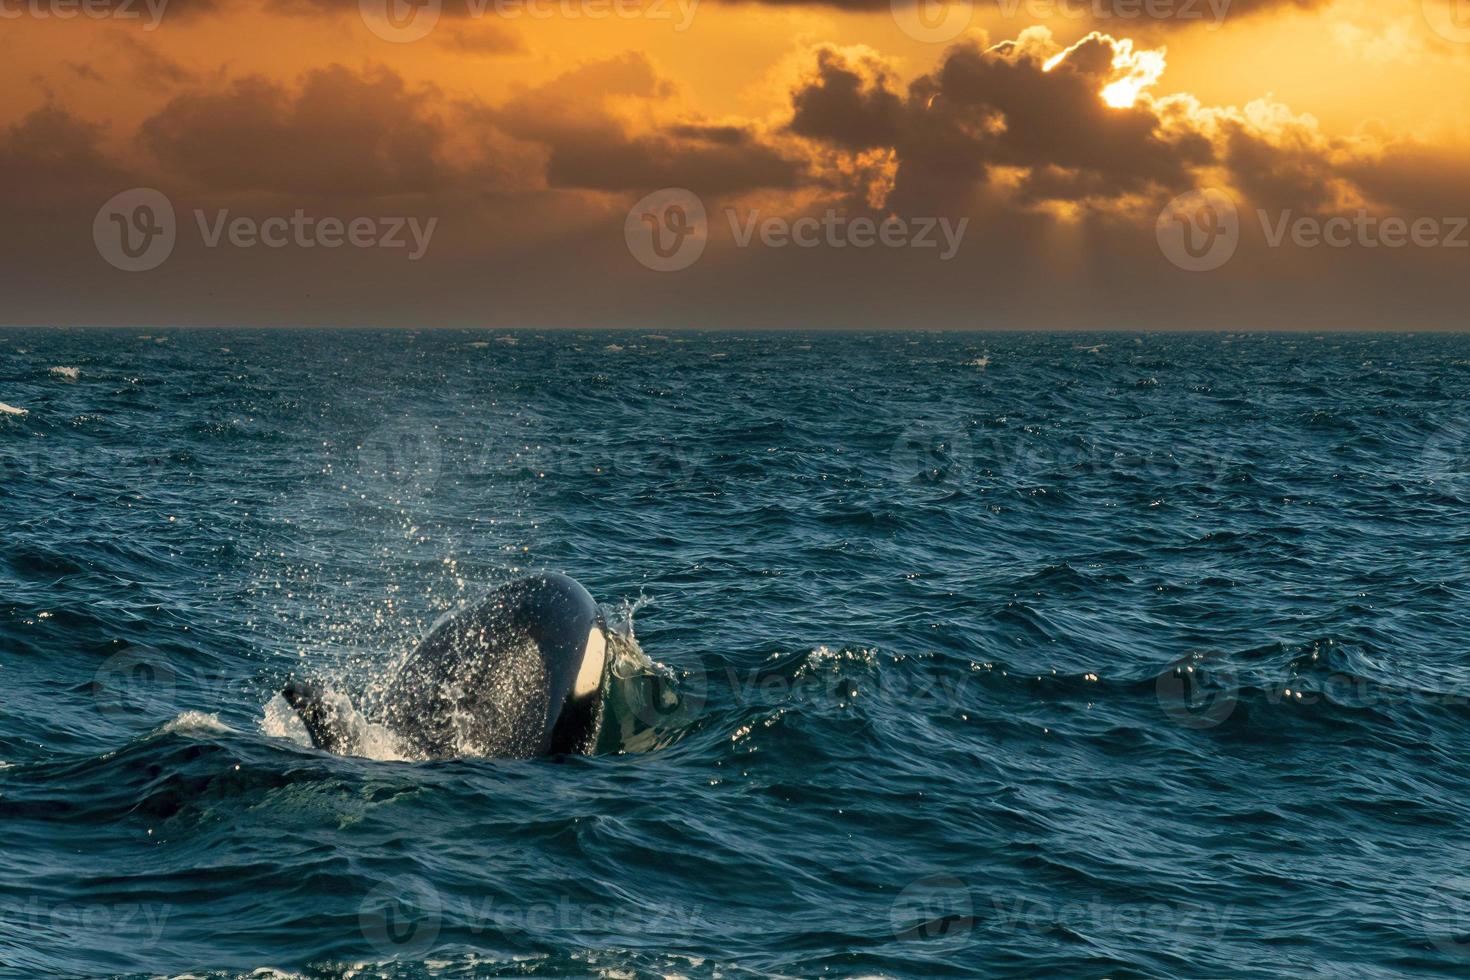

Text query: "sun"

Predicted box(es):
[1101, 40, 1167, 109]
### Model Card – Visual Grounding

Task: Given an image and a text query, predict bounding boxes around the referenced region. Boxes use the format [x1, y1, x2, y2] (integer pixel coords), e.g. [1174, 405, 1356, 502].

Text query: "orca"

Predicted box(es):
[283, 573, 609, 759]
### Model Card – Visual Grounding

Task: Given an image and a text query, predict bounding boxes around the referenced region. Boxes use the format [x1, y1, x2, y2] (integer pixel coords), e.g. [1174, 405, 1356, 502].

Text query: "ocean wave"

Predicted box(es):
[5, 330, 1470, 978]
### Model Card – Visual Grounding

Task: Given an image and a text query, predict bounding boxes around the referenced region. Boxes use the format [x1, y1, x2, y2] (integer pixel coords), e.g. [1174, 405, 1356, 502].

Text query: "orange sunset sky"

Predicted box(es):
[3, 0, 1469, 327]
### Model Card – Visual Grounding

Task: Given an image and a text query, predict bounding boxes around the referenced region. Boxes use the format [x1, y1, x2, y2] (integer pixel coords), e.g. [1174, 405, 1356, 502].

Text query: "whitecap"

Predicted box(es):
[50, 366, 79, 380]
[154, 711, 230, 736]
[0, 402, 27, 417]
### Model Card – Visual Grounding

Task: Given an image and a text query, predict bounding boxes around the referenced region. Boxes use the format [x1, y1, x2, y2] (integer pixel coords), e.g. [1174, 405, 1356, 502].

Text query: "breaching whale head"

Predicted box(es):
[283, 573, 610, 760]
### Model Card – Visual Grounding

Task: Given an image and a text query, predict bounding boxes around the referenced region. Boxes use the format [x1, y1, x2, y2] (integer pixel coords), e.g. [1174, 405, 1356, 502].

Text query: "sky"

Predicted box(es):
[2, 0, 1469, 328]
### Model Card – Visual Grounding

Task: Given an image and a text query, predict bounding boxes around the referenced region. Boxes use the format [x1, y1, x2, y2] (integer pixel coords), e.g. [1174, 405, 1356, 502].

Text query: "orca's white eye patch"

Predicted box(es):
[574, 627, 606, 698]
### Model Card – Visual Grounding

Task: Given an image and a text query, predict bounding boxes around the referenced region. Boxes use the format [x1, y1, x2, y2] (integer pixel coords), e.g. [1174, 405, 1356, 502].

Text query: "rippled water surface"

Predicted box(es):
[3, 330, 1470, 978]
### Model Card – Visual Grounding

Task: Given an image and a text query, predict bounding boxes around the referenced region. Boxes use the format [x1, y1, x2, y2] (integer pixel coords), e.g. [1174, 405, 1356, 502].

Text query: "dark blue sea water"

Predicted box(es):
[3, 330, 1470, 979]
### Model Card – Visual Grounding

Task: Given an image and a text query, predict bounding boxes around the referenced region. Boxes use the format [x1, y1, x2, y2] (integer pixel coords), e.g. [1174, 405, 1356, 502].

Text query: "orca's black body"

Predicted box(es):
[283, 573, 608, 759]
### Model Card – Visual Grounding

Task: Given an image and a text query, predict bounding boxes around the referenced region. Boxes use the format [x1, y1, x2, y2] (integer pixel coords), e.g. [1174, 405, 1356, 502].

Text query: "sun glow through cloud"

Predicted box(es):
[2, 0, 1469, 329]
[1042, 32, 1167, 109]
[1100, 39, 1167, 109]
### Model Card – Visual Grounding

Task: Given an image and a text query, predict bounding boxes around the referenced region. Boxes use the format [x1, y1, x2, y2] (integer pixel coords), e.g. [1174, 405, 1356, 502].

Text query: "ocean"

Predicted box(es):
[2, 329, 1469, 978]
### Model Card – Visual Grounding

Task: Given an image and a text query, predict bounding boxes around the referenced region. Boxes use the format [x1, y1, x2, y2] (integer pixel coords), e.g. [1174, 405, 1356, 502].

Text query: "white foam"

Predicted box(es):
[261, 691, 409, 761]
[50, 366, 80, 380]
[260, 694, 313, 747]
[0, 402, 27, 417]
[154, 711, 230, 736]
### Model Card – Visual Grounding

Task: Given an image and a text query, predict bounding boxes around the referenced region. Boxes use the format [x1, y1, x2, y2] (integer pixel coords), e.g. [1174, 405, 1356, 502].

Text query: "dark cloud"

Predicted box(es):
[665, 124, 752, 145]
[491, 55, 806, 194]
[66, 62, 105, 83]
[1218, 116, 1338, 214]
[733, 0, 1329, 23]
[539, 130, 804, 194]
[139, 65, 443, 198]
[789, 49, 904, 151]
[0, 106, 134, 209]
[787, 35, 1212, 212]
[0, 28, 1464, 330]
[1344, 145, 1470, 217]
[113, 34, 198, 91]
[266, 0, 504, 16]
